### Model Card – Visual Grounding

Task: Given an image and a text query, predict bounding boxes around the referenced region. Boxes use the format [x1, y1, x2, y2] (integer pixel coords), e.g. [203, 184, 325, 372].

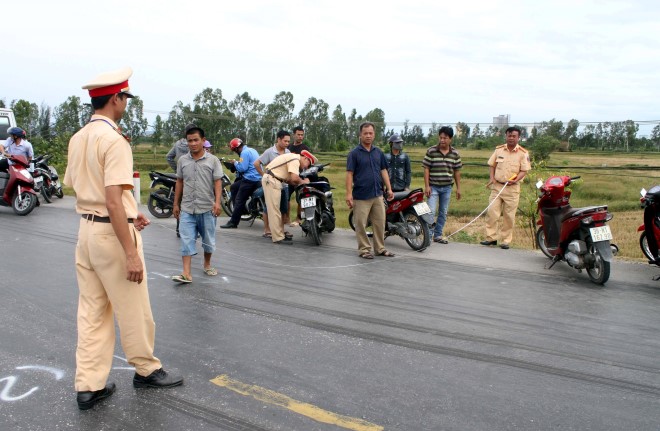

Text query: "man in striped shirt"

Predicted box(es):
[422, 126, 462, 243]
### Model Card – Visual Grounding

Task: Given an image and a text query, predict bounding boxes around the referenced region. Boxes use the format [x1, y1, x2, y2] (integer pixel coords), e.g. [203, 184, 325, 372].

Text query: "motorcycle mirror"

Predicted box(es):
[641, 188, 647, 197]
[536, 180, 543, 189]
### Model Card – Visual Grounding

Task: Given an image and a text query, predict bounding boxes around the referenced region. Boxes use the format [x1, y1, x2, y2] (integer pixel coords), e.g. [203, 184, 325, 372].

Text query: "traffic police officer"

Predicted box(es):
[64, 67, 183, 410]
[261, 151, 315, 244]
[481, 126, 531, 249]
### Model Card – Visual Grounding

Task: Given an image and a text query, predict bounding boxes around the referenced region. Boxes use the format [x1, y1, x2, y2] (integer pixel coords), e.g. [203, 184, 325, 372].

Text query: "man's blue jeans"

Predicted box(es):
[427, 185, 452, 238]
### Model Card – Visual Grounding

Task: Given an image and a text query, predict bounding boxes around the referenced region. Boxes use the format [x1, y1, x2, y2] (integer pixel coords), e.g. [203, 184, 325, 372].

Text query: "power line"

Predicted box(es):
[142, 108, 660, 129]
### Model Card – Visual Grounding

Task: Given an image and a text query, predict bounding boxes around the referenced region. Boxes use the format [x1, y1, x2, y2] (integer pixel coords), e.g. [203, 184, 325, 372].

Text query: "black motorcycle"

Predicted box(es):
[30, 154, 63, 203]
[295, 164, 335, 245]
[147, 171, 178, 218]
[220, 158, 264, 225]
[148, 168, 234, 221]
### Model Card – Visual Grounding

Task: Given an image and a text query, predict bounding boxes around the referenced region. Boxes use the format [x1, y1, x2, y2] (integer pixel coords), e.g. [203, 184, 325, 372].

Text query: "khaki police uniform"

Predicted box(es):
[262, 153, 301, 242]
[64, 69, 161, 392]
[484, 144, 531, 245]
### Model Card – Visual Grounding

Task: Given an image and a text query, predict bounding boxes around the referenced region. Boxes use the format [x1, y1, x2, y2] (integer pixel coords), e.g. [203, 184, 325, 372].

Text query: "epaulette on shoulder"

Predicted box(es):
[518, 146, 528, 153]
[496, 144, 506, 149]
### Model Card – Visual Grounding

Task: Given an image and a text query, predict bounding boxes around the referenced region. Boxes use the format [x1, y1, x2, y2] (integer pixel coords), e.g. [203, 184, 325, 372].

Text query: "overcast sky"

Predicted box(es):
[4, 0, 659, 133]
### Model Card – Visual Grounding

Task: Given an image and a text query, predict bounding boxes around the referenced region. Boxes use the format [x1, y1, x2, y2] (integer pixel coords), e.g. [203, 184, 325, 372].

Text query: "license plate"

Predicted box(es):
[414, 202, 432, 216]
[590, 225, 613, 242]
[301, 196, 316, 208]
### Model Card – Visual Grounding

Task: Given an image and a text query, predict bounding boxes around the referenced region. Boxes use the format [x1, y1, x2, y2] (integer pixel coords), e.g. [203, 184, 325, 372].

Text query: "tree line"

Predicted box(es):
[3, 90, 660, 167]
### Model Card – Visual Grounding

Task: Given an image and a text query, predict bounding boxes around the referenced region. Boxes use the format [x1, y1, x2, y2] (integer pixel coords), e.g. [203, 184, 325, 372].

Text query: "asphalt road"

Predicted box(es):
[1, 198, 660, 431]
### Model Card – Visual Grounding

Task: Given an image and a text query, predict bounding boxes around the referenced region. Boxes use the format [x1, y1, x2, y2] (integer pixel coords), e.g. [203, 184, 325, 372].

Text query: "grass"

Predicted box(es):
[67, 145, 660, 262]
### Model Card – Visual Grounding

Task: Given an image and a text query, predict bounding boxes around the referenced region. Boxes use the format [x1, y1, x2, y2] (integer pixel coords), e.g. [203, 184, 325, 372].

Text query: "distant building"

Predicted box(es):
[493, 114, 510, 129]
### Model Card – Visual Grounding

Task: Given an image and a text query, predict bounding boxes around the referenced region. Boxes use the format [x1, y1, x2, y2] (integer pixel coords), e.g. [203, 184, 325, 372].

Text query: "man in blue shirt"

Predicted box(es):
[346, 122, 395, 259]
[0, 127, 34, 172]
[220, 138, 262, 228]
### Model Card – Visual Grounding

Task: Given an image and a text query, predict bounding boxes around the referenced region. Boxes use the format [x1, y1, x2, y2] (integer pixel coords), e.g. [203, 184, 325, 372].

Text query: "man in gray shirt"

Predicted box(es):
[172, 125, 224, 283]
[166, 123, 197, 172]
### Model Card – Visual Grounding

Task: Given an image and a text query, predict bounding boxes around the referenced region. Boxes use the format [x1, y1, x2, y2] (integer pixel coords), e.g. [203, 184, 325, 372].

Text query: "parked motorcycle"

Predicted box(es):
[638, 186, 660, 264]
[30, 154, 63, 203]
[0, 154, 39, 215]
[295, 163, 335, 245]
[148, 166, 234, 222]
[220, 158, 264, 225]
[147, 171, 178, 218]
[535, 175, 617, 285]
[348, 188, 433, 251]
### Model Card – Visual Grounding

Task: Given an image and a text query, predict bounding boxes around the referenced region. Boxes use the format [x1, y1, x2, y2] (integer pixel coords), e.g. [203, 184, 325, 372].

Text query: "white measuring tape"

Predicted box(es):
[446, 181, 512, 239]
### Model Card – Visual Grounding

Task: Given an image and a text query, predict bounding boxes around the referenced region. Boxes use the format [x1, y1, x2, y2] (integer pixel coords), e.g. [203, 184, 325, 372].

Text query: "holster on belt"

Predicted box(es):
[264, 169, 287, 183]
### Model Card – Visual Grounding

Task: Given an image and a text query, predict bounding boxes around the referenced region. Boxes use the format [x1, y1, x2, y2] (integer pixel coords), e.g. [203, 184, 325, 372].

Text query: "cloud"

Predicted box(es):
[4, 0, 660, 133]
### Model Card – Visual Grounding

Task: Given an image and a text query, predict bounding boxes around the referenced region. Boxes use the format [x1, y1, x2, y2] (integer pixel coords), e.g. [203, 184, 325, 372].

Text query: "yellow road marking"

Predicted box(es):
[210, 375, 383, 431]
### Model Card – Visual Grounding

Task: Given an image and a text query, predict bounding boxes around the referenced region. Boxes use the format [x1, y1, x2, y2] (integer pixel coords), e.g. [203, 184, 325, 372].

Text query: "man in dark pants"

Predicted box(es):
[287, 126, 310, 226]
[220, 138, 262, 229]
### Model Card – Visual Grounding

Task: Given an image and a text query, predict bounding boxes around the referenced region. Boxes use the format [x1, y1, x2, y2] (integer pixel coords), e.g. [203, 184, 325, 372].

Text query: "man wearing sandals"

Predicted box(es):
[172, 125, 224, 282]
[346, 122, 396, 259]
[423, 126, 462, 244]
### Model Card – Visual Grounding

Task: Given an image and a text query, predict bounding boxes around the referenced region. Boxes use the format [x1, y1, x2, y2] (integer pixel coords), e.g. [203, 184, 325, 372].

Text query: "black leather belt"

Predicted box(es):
[82, 214, 134, 223]
[264, 169, 286, 183]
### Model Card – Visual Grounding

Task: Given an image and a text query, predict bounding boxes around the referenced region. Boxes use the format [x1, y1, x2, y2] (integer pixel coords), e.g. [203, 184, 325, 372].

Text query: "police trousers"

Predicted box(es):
[262, 174, 286, 242]
[485, 183, 520, 245]
[74, 218, 161, 391]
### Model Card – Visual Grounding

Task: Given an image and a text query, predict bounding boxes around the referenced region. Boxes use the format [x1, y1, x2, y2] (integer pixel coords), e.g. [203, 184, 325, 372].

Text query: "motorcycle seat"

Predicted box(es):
[307, 181, 331, 192]
[392, 188, 422, 201]
[562, 205, 607, 221]
[154, 171, 178, 179]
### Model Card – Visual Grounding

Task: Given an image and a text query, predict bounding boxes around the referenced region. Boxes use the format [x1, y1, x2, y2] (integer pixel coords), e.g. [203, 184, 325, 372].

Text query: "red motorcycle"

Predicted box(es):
[638, 186, 660, 264]
[0, 154, 39, 215]
[535, 176, 616, 285]
[348, 188, 433, 251]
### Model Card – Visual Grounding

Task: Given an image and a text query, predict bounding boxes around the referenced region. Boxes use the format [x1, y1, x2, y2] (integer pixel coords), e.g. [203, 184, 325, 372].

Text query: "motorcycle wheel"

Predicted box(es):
[348, 210, 373, 238]
[640, 232, 655, 262]
[12, 192, 37, 216]
[221, 188, 233, 218]
[535, 227, 553, 259]
[586, 246, 610, 285]
[55, 187, 64, 199]
[403, 210, 431, 251]
[309, 210, 323, 245]
[41, 179, 53, 203]
[241, 199, 262, 222]
[325, 212, 336, 233]
[147, 189, 173, 218]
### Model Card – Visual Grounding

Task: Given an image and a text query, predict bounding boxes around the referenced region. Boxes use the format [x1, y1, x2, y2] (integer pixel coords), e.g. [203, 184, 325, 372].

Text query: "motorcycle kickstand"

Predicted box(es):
[546, 255, 561, 270]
